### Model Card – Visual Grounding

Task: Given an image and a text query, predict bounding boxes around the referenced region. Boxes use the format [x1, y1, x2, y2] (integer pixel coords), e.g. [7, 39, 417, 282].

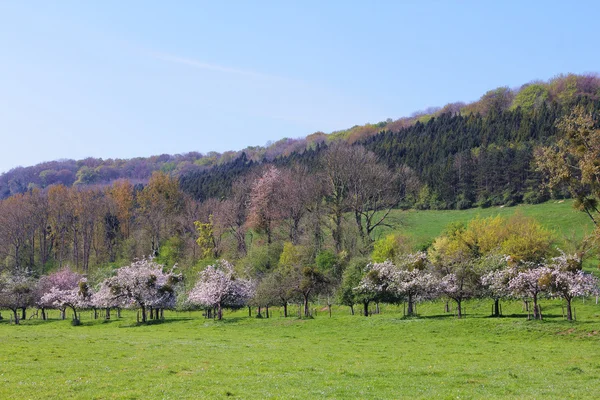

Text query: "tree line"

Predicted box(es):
[2, 78, 600, 326]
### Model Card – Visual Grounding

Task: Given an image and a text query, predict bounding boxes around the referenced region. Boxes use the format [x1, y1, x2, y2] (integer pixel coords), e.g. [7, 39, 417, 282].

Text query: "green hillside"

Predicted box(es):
[383, 200, 594, 249]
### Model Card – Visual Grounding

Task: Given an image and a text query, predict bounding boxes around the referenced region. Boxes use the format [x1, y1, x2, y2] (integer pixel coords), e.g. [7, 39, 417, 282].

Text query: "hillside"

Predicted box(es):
[2, 73, 599, 207]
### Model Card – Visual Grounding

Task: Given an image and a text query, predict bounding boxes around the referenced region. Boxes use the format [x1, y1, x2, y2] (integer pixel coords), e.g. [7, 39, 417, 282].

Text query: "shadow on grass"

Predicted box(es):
[117, 317, 195, 328]
[416, 313, 466, 320]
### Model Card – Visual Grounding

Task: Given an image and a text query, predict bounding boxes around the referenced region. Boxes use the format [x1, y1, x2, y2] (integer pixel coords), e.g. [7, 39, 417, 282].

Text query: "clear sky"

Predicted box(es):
[1, 1, 599, 173]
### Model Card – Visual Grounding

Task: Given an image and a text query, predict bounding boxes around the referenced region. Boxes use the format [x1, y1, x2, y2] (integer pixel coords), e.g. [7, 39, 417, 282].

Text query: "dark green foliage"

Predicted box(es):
[179, 153, 256, 201]
[361, 97, 600, 209]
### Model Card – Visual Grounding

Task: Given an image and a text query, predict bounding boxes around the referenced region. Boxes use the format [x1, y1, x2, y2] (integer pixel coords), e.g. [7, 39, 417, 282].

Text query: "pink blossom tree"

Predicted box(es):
[547, 253, 599, 321]
[188, 260, 254, 320]
[0, 273, 36, 324]
[479, 255, 513, 317]
[395, 252, 437, 316]
[92, 279, 127, 319]
[35, 267, 82, 320]
[507, 266, 552, 320]
[247, 166, 282, 245]
[355, 260, 399, 316]
[41, 279, 93, 325]
[103, 258, 182, 323]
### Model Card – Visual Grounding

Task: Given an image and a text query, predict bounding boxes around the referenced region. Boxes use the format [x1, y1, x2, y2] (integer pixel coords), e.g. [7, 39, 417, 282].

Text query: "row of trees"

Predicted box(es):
[350, 252, 597, 322]
[1, 249, 596, 326]
[0, 259, 181, 324]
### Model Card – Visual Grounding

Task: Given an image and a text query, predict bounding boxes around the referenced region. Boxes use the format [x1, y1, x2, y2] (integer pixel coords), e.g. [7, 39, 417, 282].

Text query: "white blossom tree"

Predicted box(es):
[35, 267, 82, 320]
[480, 255, 513, 317]
[355, 260, 401, 316]
[507, 266, 552, 320]
[41, 278, 93, 325]
[547, 253, 599, 321]
[395, 252, 437, 316]
[103, 258, 182, 323]
[92, 279, 127, 319]
[188, 260, 254, 320]
[0, 273, 36, 324]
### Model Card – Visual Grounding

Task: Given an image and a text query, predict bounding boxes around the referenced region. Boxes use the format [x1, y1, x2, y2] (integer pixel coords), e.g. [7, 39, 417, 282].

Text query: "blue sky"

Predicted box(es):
[1, 1, 599, 173]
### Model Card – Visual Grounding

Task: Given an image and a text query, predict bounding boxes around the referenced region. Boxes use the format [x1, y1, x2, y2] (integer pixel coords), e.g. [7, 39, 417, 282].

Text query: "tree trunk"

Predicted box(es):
[70, 306, 78, 322]
[61, 308, 66, 320]
[21, 307, 26, 320]
[248, 306, 252, 317]
[407, 294, 414, 316]
[217, 303, 223, 320]
[566, 298, 573, 321]
[350, 305, 354, 315]
[456, 299, 462, 319]
[303, 295, 310, 317]
[493, 298, 500, 317]
[105, 307, 111, 320]
[12, 309, 19, 325]
[265, 305, 269, 319]
[141, 305, 146, 323]
[283, 303, 288, 318]
[532, 295, 539, 320]
[363, 301, 369, 317]
[41, 307, 46, 321]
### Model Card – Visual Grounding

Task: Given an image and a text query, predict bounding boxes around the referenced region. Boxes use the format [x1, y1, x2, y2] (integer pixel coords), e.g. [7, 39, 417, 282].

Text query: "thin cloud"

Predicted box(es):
[151, 52, 288, 82]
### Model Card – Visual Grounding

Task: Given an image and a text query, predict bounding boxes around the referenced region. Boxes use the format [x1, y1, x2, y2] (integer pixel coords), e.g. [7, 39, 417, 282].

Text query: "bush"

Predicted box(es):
[523, 190, 549, 204]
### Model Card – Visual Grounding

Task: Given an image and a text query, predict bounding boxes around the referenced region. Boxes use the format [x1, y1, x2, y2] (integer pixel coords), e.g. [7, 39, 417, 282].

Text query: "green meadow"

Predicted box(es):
[382, 200, 595, 249]
[2, 300, 600, 399]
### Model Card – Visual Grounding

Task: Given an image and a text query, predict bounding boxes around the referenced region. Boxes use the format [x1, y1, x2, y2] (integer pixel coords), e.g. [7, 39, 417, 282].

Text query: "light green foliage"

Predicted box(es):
[511, 83, 549, 112]
[337, 257, 369, 308]
[371, 234, 412, 263]
[194, 217, 215, 259]
[74, 166, 98, 185]
[315, 250, 339, 276]
[156, 236, 184, 267]
[239, 242, 283, 276]
[278, 242, 303, 268]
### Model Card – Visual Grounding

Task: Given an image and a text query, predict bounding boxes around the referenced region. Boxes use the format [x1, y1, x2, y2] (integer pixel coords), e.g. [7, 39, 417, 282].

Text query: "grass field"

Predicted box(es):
[382, 200, 595, 249]
[2, 299, 600, 400]
[2, 200, 600, 399]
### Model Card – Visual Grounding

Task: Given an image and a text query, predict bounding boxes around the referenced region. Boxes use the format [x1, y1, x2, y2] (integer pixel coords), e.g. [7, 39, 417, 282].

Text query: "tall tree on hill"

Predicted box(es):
[323, 143, 400, 252]
[108, 179, 135, 239]
[278, 167, 323, 245]
[535, 105, 600, 226]
[27, 189, 52, 273]
[137, 172, 184, 257]
[216, 175, 254, 257]
[47, 185, 73, 268]
[0, 194, 33, 273]
[247, 166, 282, 246]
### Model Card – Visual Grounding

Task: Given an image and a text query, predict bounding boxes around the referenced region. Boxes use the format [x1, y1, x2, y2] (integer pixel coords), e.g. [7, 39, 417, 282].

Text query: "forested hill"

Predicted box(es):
[180, 78, 600, 208]
[2, 73, 600, 208]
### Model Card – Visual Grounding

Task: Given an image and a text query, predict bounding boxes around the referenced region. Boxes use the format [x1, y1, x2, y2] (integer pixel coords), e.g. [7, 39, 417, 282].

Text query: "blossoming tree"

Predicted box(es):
[547, 253, 599, 321]
[41, 278, 93, 325]
[103, 258, 182, 323]
[188, 260, 254, 320]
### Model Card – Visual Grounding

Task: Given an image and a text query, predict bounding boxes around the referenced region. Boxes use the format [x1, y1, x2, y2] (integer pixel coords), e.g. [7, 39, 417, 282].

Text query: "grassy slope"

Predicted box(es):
[381, 200, 595, 248]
